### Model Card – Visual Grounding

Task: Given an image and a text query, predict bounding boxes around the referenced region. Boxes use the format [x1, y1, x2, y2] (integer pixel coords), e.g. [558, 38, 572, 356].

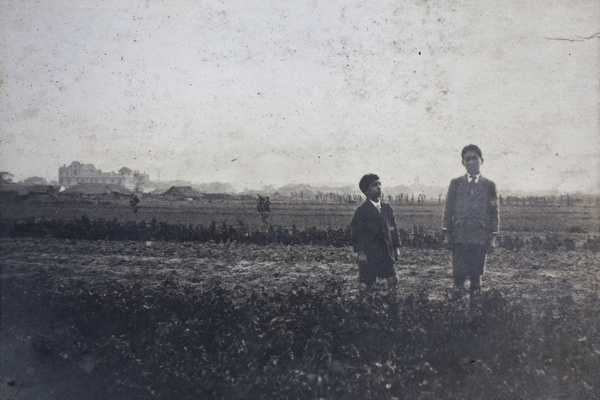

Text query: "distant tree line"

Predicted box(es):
[499, 194, 599, 207]
[298, 192, 599, 207]
[310, 192, 441, 205]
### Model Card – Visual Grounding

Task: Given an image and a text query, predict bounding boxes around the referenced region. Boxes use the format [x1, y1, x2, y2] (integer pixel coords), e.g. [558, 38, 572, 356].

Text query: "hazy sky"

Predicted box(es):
[1, 0, 599, 193]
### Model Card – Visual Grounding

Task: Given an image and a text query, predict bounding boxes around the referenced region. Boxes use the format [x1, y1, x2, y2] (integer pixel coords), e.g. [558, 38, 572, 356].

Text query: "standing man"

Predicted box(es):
[351, 174, 401, 295]
[442, 145, 499, 300]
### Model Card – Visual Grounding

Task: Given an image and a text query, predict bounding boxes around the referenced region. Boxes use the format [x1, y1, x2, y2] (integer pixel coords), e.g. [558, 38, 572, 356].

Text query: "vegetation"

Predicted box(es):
[0, 171, 13, 183]
[2, 197, 599, 235]
[3, 216, 598, 252]
[2, 239, 599, 399]
[1, 198, 599, 398]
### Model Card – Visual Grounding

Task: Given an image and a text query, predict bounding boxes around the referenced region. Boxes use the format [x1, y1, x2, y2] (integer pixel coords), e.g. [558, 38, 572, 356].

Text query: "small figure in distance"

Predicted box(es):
[257, 195, 271, 225]
[130, 193, 141, 213]
[442, 144, 499, 302]
[351, 174, 401, 296]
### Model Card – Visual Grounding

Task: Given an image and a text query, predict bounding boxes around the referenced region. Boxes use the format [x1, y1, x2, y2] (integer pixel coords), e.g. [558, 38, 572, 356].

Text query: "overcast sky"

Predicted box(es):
[1, 0, 598, 193]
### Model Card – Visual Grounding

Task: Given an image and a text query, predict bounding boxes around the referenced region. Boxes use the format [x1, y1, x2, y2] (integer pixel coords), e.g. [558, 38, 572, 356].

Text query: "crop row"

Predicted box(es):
[2, 216, 599, 252]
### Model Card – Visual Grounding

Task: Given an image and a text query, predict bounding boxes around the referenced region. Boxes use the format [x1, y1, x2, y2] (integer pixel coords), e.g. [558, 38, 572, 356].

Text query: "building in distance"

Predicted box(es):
[58, 161, 149, 191]
[161, 186, 203, 201]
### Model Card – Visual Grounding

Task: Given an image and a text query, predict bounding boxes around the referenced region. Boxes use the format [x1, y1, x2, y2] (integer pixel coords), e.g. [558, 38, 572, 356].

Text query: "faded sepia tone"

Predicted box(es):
[1, 0, 599, 399]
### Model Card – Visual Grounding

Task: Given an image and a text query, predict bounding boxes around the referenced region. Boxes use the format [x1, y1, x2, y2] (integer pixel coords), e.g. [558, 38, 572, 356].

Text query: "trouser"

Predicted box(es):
[452, 243, 486, 293]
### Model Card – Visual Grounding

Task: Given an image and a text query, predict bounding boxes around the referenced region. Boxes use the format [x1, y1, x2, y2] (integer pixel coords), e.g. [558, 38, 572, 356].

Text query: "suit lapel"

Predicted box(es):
[460, 175, 471, 197]
[366, 200, 386, 226]
[369, 200, 382, 217]
[461, 174, 485, 199]
[379, 203, 389, 224]
[471, 176, 485, 199]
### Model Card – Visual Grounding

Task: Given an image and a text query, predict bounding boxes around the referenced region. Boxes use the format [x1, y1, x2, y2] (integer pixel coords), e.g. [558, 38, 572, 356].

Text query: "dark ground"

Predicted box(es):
[1, 238, 599, 399]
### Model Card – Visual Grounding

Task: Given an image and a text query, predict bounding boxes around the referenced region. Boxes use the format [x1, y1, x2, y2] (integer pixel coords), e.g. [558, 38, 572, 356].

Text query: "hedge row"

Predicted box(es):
[1, 216, 598, 251]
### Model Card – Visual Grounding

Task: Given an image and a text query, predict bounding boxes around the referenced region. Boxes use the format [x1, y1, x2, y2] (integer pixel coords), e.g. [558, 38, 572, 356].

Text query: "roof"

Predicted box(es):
[0, 183, 30, 196]
[23, 185, 56, 194]
[162, 186, 203, 198]
[60, 183, 134, 195]
[0, 183, 55, 196]
[119, 167, 133, 175]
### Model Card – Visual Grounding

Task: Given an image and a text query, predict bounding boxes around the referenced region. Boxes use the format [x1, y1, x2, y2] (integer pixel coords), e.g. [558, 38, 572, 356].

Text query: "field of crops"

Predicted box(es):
[1, 200, 600, 399]
[2, 198, 600, 233]
[2, 237, 600, 399]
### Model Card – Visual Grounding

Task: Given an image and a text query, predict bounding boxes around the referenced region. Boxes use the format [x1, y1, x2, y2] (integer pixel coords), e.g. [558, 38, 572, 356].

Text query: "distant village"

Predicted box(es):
[0, 161, 597, 207]
[0, 161, 440, 204]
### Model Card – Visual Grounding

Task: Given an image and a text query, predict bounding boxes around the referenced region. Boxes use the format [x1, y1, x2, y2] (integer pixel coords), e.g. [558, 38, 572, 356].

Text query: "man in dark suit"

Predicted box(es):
[442, 145, 499, 299]
[351, 174, 401, 294]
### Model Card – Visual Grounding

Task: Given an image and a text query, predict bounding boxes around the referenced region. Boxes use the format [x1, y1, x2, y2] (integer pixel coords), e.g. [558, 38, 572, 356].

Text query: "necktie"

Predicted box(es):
[469, 175, 477, 193]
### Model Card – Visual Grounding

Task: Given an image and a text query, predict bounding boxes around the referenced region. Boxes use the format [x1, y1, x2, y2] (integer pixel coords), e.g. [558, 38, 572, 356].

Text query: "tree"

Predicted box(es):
[132, 171, 150, 193]
[0, 172, 13, 184]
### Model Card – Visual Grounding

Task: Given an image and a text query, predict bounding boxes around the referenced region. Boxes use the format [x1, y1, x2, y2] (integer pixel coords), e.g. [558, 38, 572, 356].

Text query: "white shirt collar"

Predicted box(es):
[369, 198, 381, 210]
[467, 173, 480, 183]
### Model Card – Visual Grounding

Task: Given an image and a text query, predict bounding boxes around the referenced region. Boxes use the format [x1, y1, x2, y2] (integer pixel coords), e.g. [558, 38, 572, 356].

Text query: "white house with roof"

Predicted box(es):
[58, 161, 149, 190]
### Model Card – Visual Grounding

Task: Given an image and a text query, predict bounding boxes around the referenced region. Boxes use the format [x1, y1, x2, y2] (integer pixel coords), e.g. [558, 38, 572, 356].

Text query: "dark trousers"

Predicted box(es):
[452, 243, 486, 292]
[358, 257, 395, 286]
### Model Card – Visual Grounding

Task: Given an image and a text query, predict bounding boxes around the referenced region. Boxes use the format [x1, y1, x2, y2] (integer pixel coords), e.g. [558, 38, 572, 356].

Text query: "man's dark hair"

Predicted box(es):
[359, 174, 379, 194]
[461, 144, 483, 160]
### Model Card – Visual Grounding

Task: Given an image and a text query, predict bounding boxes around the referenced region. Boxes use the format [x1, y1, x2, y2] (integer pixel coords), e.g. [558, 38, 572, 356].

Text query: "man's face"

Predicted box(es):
[462, 151, 483, 176]
[365, 179, 382, 201]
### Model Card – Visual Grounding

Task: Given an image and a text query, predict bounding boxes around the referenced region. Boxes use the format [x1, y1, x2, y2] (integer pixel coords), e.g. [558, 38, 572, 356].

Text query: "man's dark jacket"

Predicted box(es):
[442, 175, 499, 246]
[351, 200, 401, 266]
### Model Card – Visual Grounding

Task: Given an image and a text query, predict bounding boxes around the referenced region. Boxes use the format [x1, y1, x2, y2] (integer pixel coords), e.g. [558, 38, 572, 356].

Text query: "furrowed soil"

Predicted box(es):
[1, 238, 600, 399]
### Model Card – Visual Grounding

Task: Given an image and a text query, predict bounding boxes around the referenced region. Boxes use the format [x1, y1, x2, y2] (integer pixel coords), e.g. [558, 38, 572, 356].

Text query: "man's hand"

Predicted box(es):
[486, 234, 498, 254]
[442, 232, 453, 250]
[394, 247, 400, 261]
[357, 251, 368, 265]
